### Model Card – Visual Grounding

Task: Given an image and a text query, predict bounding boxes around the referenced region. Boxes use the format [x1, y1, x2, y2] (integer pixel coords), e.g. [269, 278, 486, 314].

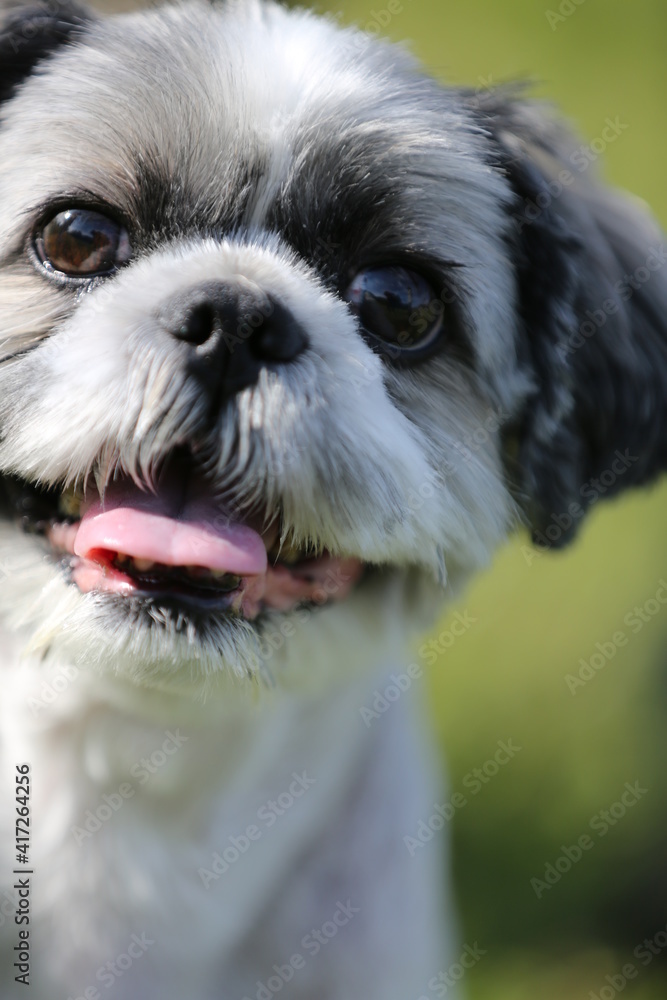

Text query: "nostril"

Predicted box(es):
[174, 303, 217, 346]
[250, 322, 286, 360]
[248, 305, 308, 363]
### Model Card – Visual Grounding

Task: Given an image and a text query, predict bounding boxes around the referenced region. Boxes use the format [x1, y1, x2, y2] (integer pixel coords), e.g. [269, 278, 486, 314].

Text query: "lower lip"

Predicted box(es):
[69, 556, 252, 611]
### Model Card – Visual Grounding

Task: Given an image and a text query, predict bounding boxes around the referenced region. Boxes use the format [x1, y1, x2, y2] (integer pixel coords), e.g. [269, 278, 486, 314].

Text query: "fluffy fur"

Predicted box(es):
[0, 2, 665, 998]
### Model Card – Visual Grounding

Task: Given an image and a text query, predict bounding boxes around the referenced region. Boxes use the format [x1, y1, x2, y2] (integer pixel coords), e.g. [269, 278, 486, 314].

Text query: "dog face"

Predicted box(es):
[0, 0, 665, 689]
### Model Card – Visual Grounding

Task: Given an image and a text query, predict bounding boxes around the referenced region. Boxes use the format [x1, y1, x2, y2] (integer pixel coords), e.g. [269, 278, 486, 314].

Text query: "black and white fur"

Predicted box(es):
[0, 2, 665, 998]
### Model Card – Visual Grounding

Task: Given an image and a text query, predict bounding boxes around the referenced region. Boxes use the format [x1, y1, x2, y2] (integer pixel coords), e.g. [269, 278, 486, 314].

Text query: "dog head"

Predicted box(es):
[0, 0, 665, 690]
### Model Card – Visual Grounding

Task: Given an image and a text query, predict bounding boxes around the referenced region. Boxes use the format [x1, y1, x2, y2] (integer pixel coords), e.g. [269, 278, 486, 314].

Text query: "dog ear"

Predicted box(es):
[468, 89, 667, 548]
[0, 1, 94, 105]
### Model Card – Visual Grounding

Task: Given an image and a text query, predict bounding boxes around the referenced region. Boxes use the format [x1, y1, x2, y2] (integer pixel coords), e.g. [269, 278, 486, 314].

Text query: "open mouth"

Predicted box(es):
[4, 453, 363, 620]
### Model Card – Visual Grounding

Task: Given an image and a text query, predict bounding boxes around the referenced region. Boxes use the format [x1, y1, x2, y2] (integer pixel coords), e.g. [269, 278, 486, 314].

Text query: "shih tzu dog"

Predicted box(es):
[0, 0, 666, 997]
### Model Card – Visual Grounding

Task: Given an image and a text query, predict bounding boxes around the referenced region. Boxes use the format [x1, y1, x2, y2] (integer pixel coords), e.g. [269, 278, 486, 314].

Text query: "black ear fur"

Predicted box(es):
[469, 91, 667, 547]
[0, 1, 94, 105]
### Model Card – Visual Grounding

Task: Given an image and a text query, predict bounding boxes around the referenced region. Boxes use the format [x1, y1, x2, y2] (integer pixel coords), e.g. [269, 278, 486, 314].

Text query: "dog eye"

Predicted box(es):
[344, 266, 445, 359]
[35, 209, 132, 277]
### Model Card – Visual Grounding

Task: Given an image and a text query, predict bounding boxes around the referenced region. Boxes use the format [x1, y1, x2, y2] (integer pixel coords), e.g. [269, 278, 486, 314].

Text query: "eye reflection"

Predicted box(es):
[36, 208, 132, 277]
[344, 265, 446, 359]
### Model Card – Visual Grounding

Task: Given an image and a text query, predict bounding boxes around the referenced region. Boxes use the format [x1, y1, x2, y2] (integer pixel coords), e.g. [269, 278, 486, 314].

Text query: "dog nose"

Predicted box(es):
[163, 281, 308, 402]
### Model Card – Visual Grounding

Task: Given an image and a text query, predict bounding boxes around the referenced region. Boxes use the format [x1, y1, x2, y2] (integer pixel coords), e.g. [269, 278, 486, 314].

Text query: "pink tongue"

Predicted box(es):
[74, 491, 267, 577]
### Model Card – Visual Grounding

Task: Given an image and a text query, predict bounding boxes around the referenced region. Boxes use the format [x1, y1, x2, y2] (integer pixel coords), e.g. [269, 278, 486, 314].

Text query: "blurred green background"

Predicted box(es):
[310, 1, 667, 997]
[98, 1, 667, 995]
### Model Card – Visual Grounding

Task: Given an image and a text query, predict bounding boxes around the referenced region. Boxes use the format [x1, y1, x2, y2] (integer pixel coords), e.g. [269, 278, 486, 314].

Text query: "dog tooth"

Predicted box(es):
[92, 467, 106, 497]
[131, 558, 155, 572]
[207, 568, 241, 587]
[58, 489, 82, 518]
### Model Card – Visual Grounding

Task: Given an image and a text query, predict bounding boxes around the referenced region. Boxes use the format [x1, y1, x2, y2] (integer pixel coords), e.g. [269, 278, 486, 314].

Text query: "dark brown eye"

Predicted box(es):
[344, 265, 446, 360]
[35, 208, 132, 277]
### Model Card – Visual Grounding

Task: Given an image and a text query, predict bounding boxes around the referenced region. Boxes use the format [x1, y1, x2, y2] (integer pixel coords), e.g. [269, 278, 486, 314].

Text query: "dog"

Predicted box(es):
[0, 1, 665, 997]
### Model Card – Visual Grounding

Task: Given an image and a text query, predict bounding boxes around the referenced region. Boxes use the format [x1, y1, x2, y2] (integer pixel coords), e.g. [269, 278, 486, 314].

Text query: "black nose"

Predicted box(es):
[163, 281, 308, 404]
